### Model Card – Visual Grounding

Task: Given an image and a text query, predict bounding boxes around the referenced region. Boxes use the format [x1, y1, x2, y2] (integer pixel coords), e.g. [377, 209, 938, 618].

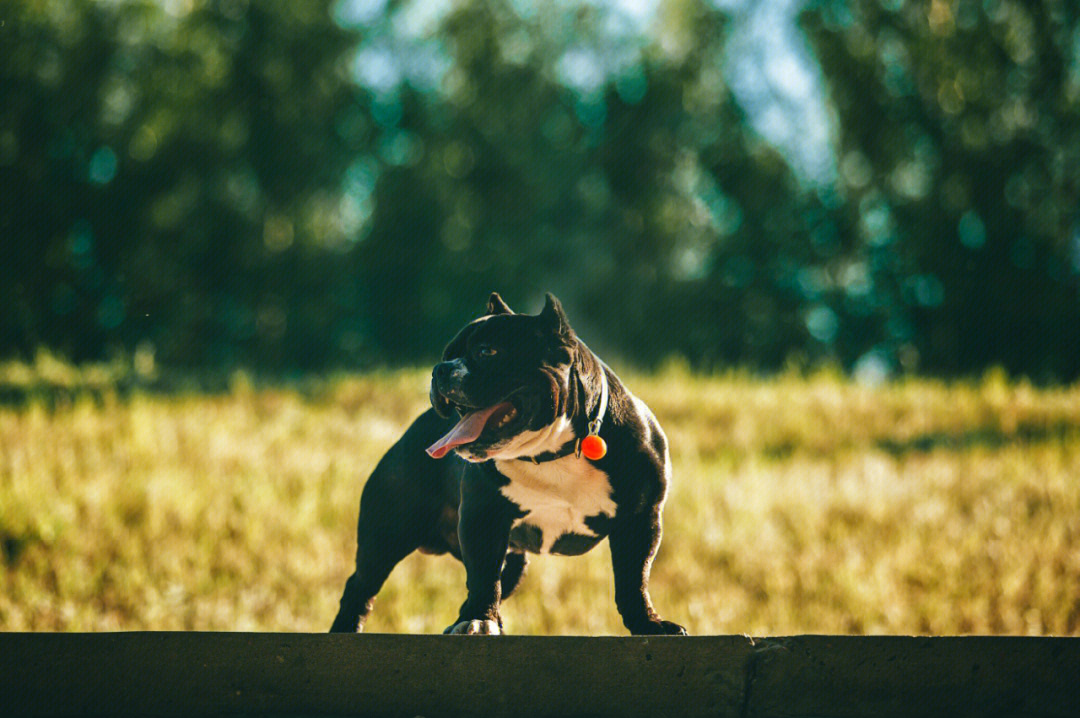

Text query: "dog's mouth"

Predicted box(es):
[426, 397, 522, 460]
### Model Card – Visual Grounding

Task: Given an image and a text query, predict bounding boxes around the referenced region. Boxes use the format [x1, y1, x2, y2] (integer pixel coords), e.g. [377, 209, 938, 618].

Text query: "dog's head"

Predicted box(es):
[426, 292, 577, 461]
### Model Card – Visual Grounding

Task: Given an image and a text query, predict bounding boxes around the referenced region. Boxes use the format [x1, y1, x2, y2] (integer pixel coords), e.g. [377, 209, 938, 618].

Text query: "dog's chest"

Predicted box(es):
[496, 456, 616, 555]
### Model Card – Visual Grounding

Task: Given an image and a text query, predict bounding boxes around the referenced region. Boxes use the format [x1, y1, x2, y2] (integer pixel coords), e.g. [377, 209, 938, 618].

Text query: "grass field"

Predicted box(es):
[2, 357, 1079, 635]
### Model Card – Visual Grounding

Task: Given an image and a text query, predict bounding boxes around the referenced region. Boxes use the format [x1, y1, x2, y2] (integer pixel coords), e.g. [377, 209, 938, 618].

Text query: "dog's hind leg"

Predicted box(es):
[330, 469, 430, 633]
[330, 411, 464, 633]
[330, 570, 373, 633]
[330, 547, 403, 632]
[330, 513, 421, 633]
[330, 549, 410, 633]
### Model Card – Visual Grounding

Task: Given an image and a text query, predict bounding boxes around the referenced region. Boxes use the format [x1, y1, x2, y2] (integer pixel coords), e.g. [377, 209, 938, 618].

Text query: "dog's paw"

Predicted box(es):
[444, 619, 502, 635]
[632, 619, 688, 636]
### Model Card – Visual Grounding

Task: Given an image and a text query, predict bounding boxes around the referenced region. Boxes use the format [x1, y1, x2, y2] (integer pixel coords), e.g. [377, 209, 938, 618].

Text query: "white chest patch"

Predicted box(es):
[495, 454, 617, 553]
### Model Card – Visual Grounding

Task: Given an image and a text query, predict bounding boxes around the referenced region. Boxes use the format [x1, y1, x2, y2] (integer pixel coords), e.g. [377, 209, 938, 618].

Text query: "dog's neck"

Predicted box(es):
[471, 343, 609, 463]
[569, 340, 609, 435]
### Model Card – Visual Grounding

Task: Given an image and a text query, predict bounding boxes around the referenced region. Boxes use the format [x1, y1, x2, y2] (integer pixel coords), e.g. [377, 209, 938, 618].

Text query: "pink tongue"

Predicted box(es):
[426, 403, 509, 459]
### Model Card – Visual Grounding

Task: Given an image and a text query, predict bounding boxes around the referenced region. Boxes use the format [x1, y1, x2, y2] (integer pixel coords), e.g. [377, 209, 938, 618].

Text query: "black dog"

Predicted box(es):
[330, 293, 686, 635]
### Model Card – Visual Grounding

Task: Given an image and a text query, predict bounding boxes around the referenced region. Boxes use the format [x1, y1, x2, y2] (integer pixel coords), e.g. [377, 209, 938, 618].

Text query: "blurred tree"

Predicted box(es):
[2, 0, 1078, 378]
[356, 0, 838, 369]
[802, 0, 1080, 379]
[1, 0, 368, 368]
[582, 0, 841, 369]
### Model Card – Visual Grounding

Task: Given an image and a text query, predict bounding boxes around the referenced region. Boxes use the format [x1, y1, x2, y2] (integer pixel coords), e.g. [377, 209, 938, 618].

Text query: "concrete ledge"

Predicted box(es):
[745, 635, 1079, 718]
[1, 633, 1077, 717]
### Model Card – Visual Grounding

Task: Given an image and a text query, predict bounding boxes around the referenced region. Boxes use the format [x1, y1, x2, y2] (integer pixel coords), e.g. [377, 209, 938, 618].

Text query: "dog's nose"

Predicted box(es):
[432, 362, 461, 401]
[433, 360, 472, 405]
[435, 359, 469, 385]
[433, 361, 452, 387]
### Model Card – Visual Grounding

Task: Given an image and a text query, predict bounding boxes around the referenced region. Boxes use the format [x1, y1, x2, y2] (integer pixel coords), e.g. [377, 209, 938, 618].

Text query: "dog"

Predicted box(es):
[330, 293, 686, 635]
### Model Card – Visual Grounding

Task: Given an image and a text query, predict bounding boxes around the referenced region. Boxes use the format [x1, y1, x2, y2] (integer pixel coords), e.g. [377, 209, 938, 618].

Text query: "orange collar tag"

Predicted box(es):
[580, 434, 607, 460]
[576, 358, 610, 461]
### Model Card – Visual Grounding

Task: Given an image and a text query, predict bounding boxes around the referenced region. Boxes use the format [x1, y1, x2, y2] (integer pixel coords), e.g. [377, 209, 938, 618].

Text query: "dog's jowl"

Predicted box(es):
[330, 292, 686, 636]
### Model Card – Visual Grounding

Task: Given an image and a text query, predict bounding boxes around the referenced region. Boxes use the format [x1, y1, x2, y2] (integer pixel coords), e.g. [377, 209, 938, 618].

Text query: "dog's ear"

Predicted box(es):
[539, 293, 572, 336]
[486, 292, 513, 315]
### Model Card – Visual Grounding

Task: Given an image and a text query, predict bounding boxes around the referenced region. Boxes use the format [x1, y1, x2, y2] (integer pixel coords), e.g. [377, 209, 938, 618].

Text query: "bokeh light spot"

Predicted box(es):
[957, 211, 986, 250]
[805, 305, 839, 343]
[88, 147, 118, 184]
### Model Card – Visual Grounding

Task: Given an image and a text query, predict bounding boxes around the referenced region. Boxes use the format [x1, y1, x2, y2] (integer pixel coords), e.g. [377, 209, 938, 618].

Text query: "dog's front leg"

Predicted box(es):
[445, 469, 514, 635]
[609, 505, 688, 636]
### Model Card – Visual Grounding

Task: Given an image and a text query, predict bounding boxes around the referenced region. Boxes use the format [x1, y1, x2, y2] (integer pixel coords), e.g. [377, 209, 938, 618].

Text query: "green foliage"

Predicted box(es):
[1, 0, 366, 367]
[802, 0, 1080, 379]
[1, 0, 1078, 376]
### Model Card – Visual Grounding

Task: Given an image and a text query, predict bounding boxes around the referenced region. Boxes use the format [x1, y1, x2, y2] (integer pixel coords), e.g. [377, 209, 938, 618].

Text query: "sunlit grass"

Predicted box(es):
[2, 360, 1078, 635]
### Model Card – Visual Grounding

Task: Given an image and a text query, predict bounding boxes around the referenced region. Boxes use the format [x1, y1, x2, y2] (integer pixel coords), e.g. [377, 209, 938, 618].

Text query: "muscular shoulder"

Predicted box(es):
[603, 379, 671, 511]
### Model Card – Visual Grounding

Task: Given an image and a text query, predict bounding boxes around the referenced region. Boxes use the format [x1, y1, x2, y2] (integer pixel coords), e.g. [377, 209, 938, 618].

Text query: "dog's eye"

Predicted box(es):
[476, 344, 498, 358]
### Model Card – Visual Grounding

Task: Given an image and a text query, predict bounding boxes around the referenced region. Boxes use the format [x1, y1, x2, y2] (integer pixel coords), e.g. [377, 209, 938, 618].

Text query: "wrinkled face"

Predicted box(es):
[428, 303, 575, 461]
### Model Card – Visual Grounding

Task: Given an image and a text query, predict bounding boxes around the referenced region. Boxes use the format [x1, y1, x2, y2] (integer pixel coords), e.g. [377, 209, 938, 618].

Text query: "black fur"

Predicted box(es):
[331, 293, 686, 636]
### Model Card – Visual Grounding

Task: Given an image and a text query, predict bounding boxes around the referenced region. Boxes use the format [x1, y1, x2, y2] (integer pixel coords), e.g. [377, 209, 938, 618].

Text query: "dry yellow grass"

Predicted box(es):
[1, 361, 1078, 635]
